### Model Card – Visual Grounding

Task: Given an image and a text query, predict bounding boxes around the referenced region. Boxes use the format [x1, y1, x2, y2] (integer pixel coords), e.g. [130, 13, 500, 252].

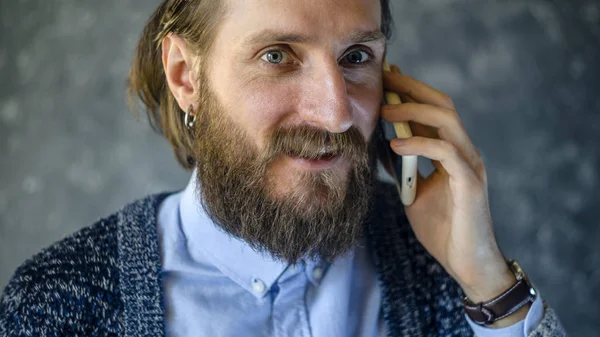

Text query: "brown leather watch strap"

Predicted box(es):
[463, 278, 536, 325]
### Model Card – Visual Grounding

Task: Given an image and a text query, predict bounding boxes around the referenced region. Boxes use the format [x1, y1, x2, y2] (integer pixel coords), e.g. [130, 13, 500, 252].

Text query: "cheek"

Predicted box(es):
[348, 80, 383, 140]
[225, 78, 299, 150]
[221, 70, 382, 148]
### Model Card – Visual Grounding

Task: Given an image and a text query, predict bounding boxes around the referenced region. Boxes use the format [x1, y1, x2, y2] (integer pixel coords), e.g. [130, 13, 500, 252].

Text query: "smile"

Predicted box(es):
[287, 154, 342, 171]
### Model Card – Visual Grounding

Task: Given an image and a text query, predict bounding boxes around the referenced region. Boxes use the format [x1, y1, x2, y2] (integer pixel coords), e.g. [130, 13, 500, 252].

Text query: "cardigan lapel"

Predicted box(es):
[365, 182, 427, 337]
[366, 182, 474, 337]
[113, 183, 459, 336]
[117, 192, 173, 337]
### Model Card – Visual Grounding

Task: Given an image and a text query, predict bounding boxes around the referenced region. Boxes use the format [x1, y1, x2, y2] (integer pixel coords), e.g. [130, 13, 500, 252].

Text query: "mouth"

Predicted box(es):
[287, 153, 341, 171]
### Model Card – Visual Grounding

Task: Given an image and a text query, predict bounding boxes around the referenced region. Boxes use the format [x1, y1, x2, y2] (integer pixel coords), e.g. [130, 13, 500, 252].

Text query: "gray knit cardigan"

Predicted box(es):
[0, 183, 566, 336]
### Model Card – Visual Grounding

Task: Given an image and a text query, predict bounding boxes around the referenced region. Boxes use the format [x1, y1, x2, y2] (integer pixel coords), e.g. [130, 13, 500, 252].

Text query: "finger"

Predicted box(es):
[382, 102, 480, 170]
[390, 136, 477, 182]
[384, 67, 455, 173]
[408, 120, 438, 139]
[408, 121, 443, 171]
[382, 81, 443, 170]
[381, 102, 460, 134]
[383, 69, 455, 110]
[388, 65, 417, 106]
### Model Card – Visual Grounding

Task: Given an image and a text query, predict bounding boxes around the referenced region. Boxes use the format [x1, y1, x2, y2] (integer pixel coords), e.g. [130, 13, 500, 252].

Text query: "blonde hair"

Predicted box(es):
[128, 0, 226, 170]
[128, 0, 394, 170]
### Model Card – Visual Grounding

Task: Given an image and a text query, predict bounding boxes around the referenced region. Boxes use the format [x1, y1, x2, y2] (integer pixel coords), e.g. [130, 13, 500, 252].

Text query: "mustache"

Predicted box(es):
[264, 125, 369, 165]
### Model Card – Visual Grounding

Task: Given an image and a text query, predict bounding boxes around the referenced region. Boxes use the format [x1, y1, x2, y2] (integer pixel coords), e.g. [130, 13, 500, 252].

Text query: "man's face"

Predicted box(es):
[207, 0, 385, 187]
[192, 0, 386, 262]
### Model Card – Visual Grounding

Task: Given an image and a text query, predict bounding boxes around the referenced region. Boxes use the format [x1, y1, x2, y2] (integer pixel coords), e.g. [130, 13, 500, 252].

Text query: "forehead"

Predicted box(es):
[221, 0, 382, 45]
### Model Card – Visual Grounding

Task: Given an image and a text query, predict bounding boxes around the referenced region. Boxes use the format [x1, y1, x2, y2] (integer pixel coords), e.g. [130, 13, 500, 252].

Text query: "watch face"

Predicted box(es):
[508, 259, 525, 280]
[509, 260, 536, 297]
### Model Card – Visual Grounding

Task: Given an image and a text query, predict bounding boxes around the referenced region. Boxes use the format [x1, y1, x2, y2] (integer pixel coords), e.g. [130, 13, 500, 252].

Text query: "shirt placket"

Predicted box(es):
[272, 264, 312, 337]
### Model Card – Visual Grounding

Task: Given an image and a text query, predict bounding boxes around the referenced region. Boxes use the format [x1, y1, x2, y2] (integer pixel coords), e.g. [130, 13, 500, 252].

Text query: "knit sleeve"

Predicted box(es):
[527, 303, 567, 337]
[0, 215, 123, 336]
[0, 260, 55, 336]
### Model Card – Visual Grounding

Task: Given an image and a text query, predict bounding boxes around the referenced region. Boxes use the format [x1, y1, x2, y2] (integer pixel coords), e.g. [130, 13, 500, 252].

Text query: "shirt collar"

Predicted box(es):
[180, 171, 294, 298]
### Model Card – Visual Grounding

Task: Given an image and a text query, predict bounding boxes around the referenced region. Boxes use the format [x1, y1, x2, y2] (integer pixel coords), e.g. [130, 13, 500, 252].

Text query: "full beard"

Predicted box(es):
[191, 80, 380, 264]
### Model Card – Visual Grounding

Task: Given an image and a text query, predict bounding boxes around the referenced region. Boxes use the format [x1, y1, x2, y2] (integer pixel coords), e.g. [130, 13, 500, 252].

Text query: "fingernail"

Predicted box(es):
[391, 65, 403, 74]
[391, 139, 406, 147]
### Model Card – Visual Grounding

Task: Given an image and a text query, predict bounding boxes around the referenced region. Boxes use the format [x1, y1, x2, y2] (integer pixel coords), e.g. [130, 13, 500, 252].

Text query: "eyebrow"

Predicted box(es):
[244, 29, 386, 46]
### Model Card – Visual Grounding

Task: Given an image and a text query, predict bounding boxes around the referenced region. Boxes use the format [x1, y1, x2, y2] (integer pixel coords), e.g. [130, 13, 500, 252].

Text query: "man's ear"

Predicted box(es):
[162, 33, 198, 112]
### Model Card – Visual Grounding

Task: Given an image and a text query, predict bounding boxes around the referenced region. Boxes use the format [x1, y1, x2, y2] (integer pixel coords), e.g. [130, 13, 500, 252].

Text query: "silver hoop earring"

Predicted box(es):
[184, 105, 196, 130]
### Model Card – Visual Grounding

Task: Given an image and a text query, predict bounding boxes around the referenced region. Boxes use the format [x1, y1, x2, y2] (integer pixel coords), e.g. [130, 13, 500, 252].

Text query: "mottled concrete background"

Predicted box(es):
[1, 0, 598, 334]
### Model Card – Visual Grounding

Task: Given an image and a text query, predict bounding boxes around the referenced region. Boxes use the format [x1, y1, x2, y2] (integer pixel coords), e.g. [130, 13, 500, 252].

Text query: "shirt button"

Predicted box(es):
[252, 278, 266, 294]
[312, 267, 324, 281]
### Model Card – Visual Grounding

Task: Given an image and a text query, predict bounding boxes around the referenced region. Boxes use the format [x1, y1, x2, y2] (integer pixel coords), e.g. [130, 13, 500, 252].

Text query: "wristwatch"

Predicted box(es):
[463, 260, 537, 325]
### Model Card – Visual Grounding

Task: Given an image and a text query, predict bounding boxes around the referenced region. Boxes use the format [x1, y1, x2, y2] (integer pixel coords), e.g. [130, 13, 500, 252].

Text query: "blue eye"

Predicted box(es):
[261, 50, 290, 64]
[344, 50, 370, 64]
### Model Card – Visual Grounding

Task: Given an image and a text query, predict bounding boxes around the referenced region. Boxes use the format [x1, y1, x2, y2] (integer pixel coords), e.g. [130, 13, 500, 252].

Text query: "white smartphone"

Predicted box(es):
[382, 59, 417, 206]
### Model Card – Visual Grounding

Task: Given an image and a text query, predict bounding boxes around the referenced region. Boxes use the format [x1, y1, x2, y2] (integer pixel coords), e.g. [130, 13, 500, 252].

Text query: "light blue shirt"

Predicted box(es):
[157, 173, 544, 336]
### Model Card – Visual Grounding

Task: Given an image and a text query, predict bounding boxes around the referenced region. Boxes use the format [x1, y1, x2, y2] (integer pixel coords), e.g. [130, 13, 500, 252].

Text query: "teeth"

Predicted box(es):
[318, 147, 332, 155]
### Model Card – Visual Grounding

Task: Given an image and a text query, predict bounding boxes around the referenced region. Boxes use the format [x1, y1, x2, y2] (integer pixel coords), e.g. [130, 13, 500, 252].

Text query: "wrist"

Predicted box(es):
[461, 259, 536, 328]
[454, 252, 516, 302]
[460, 266, 516, 303]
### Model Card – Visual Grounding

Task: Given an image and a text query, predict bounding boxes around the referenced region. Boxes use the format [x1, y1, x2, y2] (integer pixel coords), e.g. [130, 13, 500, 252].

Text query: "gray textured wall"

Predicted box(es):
[1, 0, 598, 335]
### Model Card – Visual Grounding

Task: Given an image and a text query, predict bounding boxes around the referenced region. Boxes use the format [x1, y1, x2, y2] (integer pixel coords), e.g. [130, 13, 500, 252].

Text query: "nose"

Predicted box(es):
[297, 61, 353, 133]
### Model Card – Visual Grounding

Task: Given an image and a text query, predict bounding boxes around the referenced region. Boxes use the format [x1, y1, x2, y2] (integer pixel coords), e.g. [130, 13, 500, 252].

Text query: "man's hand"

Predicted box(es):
[381, 65, 529, 327]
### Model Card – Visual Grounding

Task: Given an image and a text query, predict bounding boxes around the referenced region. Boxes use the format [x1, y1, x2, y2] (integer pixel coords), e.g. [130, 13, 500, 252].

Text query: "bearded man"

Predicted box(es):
[0, 0, 566, 336]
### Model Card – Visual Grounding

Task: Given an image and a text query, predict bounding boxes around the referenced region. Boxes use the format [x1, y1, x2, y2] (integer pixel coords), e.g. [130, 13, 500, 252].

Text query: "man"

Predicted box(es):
[0, 0, 566, 336]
